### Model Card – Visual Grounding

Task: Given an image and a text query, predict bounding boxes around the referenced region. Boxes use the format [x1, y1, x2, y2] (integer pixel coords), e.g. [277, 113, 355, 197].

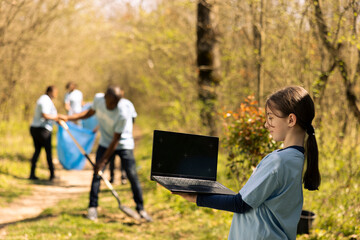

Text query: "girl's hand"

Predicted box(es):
[172, 192, 197, 203]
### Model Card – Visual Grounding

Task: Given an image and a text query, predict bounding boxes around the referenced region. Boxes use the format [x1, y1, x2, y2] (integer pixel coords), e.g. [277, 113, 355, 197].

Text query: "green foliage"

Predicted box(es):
[0, 121, 33, 160]
[1, 0, 360, 238]
[221, 95, 280, 186]
[1, 117, 360, 239]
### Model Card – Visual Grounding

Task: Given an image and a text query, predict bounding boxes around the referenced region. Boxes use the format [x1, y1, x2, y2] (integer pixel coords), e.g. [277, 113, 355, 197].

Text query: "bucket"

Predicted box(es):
[297, 210, 316, 234]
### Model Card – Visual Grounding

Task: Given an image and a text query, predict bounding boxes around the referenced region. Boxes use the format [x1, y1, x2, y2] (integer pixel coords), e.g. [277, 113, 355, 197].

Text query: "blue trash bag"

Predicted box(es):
[81, 103, 98, 131]
[57, 121, 96, 170]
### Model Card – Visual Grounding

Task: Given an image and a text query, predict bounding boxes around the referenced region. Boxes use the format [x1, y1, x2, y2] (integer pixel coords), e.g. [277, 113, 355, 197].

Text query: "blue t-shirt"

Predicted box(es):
[91, 94, 135, 150]
[229, 147, 304, 240]
[31, 94, 57, 131]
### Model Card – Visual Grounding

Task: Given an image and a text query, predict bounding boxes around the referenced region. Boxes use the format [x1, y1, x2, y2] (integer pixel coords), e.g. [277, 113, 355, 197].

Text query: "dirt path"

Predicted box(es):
[0, 160, 99, 236]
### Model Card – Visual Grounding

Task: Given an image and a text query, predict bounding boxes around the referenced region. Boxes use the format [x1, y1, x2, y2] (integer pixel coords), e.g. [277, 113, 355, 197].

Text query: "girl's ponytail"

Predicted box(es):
[266, 86, 321, 191]
[303, 127, 321, 190]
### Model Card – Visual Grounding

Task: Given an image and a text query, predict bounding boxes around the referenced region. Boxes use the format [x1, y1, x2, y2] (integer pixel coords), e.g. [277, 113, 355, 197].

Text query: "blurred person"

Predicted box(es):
[29, 86, 63, 181]
[64, 82, 83, 125]
[60, 85, 152, 222]
[109, 97, 137, 185]
[109, 155, 127, 184]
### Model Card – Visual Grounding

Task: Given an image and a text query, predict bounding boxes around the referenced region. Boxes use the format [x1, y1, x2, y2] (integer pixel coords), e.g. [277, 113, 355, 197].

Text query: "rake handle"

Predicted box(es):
[58, 120, 142, 220]
[58, 120, 120, 203]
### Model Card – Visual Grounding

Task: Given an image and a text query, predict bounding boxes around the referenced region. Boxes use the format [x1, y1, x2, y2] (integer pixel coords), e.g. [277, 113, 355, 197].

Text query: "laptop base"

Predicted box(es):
[153, 175, 236, 195]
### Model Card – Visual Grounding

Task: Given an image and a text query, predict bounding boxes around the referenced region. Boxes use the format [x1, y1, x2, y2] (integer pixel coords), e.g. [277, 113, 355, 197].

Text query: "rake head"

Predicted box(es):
[119, 205, 141, 221]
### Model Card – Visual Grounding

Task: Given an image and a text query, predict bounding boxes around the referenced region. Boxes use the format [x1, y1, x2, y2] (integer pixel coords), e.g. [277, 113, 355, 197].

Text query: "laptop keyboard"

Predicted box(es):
[154, 176, 228, 190]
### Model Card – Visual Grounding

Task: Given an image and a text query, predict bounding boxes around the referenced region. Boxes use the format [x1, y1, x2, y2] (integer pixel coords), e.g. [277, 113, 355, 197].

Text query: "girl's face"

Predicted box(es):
[265, 106, 289, 142]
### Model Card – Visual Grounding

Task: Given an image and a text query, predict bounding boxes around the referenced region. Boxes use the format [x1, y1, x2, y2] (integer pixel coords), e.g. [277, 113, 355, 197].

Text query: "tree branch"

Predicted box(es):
[312, 0, 360, 123]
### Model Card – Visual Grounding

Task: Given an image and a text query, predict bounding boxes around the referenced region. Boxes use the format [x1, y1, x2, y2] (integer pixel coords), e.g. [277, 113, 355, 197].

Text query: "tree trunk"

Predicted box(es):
[251, 0, 264, 106]
[312, 0, 360, 123]
[197, 0, 221, 136]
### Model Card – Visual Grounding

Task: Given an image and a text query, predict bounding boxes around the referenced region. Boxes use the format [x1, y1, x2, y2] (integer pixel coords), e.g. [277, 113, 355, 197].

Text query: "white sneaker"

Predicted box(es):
[87, 207, 98, 221]
[138, 210, 153, 222]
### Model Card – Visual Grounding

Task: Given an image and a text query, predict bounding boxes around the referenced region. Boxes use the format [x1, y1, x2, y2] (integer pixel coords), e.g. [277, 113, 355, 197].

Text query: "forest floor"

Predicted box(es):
[0, 126, 143, 238]
[0, 160, 102, 237]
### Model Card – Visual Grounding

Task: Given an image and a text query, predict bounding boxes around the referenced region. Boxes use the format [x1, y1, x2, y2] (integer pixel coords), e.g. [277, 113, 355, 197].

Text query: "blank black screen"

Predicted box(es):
[151, 130, 218, 180]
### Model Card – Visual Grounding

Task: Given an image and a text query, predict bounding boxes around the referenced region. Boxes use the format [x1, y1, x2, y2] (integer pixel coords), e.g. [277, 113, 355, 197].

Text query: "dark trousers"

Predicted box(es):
[89, 146, 144, 211]
[29, 126, 54, 178]
[109, 157, 127, 180]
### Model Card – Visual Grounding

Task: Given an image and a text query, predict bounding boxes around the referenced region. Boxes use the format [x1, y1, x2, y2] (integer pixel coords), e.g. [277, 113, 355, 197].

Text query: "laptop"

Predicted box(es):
[151, 130, 236, 195]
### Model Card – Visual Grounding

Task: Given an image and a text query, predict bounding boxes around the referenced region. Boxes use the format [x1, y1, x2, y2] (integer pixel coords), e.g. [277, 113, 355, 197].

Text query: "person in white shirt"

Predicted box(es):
[29, 86, 62, 181]
[60, 85, 152, 222]
[109, 97, 137, 184]
[64, 82, 83, 125]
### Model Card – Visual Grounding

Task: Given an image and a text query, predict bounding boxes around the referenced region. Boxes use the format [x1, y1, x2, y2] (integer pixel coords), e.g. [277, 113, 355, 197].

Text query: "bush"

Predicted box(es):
[221, 95, 280, 186]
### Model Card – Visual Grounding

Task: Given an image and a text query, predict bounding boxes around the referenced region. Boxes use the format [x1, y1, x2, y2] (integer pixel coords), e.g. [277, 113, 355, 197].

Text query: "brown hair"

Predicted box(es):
[265, 86, 320, 191]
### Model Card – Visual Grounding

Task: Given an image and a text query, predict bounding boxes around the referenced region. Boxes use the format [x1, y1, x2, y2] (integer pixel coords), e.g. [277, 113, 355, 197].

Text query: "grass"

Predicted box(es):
[4, 185, 233, 239]
[0, 121, 34, 205]
[1, 118, 233, 239]
[1, 117, 359, 239]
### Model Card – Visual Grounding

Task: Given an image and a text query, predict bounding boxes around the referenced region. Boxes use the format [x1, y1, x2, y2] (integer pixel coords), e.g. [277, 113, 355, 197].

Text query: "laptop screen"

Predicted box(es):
[151, 130, 218, 181]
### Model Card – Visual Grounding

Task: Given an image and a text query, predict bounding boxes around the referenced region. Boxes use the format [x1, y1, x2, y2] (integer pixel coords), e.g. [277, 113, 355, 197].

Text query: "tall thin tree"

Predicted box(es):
[197, 0, 221, 136]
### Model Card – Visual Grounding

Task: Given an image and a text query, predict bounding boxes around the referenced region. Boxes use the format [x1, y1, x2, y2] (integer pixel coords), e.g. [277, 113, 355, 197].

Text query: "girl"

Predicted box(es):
[174, 86, 320, 240]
